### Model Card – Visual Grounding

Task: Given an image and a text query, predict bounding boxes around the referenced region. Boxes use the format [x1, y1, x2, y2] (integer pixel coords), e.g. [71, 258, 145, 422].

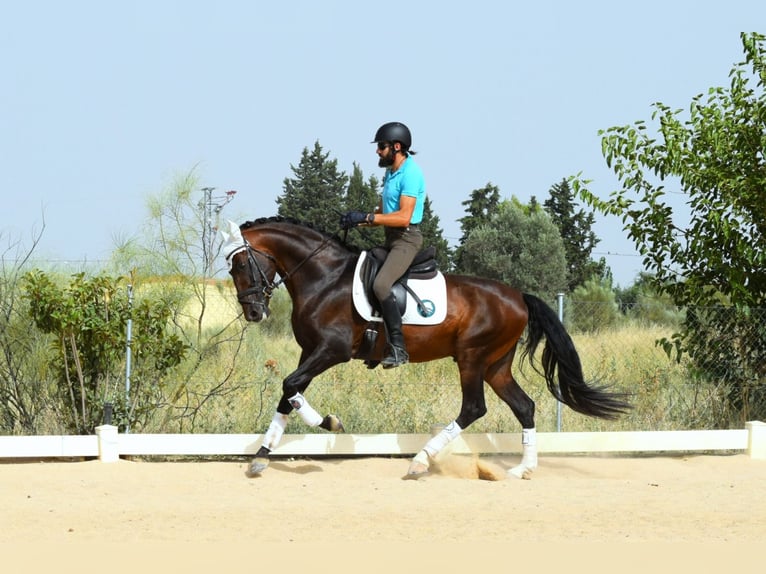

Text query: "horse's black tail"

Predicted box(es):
[521, 293, 631, 420]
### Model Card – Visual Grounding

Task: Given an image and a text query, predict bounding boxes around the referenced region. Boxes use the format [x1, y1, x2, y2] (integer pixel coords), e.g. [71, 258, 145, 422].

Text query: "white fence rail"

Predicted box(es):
[1, 421, 764, 462]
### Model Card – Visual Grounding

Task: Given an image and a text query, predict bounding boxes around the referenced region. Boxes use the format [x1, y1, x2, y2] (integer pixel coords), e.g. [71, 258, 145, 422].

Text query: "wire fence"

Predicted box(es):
[3, 291, 764, 436]
[169, 297, 766, 436]
[190, 293, 766, 434]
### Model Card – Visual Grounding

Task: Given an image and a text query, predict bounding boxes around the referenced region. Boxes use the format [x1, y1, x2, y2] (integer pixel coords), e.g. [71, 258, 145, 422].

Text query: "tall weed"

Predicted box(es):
[170, 319, 719, 434]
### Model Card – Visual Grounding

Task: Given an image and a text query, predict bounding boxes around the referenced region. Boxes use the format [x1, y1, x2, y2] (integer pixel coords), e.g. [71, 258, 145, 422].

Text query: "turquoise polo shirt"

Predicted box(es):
[381, 156, 426, 224]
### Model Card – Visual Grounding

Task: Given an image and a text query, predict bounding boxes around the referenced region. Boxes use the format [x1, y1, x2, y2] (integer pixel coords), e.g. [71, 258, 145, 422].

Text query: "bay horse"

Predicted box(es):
[222, 216, 630, 479]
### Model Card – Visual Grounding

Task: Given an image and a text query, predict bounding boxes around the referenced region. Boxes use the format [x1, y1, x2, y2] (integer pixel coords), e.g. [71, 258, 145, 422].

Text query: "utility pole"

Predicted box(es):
[199, 187, 237, 274]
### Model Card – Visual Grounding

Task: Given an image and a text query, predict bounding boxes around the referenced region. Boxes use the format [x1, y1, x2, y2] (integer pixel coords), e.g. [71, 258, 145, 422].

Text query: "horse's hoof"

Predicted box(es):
[508, 464, 534, 480]
[402, 461, 430, 480]
[247, 457, 270, 477]
[320, 414, 345, 433]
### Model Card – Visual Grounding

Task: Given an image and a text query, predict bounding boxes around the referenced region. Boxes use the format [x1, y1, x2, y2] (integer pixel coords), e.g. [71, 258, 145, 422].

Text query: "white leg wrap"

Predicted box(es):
[262, 412, 289, 450]
[520, 427, 538, 468]
[288, 392, 323, 427]
[509, 427, 538, 478]
[422, 420, 462, 458]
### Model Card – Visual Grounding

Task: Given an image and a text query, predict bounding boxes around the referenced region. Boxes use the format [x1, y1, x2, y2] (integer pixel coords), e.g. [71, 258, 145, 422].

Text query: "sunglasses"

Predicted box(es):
[377, 141, 391, 151]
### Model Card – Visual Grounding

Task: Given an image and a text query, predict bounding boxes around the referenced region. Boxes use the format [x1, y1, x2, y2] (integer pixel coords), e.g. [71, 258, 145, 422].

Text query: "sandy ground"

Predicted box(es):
[1, 453, 764, 571]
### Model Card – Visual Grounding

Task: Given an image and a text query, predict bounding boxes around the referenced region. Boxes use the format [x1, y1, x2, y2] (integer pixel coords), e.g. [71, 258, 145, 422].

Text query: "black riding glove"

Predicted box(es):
[340, 210, 371, 229]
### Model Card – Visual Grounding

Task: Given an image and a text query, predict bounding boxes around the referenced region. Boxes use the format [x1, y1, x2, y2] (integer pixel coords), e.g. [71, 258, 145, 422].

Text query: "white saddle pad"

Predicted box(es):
[352, 251, 447, 326]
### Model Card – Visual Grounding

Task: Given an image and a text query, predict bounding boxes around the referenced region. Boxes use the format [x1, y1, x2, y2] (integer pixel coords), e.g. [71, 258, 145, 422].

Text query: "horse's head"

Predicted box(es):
[221, 221, 277, 322]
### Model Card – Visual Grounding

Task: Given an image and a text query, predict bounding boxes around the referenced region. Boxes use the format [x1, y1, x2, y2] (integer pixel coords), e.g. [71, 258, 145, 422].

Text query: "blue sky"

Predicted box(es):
[2, 1, 763, 287]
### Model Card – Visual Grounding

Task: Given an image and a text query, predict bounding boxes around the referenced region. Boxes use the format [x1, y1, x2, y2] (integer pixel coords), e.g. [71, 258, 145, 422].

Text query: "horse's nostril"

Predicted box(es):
[245, 307, 263, 322]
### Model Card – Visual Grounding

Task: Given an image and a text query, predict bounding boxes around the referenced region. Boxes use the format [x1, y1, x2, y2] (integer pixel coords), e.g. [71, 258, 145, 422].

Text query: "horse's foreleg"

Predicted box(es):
[248, 403, 343, 476]
[248, 350, 346, 476]
[264, 412, 290, 449]
[288, 392, 345, 431]
[248, 412, 290, 475]
[280, 347, 348, 432]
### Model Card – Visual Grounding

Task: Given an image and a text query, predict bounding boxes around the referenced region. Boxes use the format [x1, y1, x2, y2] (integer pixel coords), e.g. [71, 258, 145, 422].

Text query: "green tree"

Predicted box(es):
[543, 178, 605, 290]
[22, 271, 187, 433]
[345, 162, 380, 210]
[419, 196, 452, 271]
[629, 287, 684, 328]
[454, 183, 500, 272]
[614, 271, 654, 312]
[568, 277, 620, 333]
[459, 199, 568, 299]
[615, 271, 682, 327]
[343, 162, 384, 251]
[574, 32, 766, 422]
[277, 141, 348, 231]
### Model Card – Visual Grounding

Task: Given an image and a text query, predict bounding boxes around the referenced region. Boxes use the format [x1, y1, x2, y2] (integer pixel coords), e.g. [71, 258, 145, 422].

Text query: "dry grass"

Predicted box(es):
[169, 315, 721, 434]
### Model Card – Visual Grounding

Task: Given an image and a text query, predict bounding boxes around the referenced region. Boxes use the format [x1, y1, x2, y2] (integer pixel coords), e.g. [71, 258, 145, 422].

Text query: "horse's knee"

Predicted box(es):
[282, 377, 308, 401]
[282, 382, 298, 399]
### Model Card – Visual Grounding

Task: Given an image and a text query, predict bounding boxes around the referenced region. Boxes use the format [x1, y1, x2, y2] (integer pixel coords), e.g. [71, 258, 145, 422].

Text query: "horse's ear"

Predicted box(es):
[220, 220, 246, 261]
[220, 220, 241, 243]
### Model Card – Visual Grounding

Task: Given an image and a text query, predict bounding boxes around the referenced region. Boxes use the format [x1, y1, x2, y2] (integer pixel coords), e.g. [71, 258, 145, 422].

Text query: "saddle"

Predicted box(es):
[361, 245, 438, 315]
[353, 246, 445, 368]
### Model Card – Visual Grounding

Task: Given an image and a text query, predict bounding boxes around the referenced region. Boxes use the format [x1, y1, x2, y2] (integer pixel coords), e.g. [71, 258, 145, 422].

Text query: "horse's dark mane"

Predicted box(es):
[240, 215, 303, 230]
[240, 216, 361, 253]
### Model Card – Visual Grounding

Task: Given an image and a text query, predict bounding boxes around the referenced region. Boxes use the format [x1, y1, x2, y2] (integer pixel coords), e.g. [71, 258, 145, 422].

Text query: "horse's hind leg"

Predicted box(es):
[405, 362, 487, 478]
[486, 361, 538, 479]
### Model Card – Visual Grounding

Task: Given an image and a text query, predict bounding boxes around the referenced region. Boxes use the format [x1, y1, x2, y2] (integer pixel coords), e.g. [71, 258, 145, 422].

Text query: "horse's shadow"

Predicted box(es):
[245, 459, 324, 478]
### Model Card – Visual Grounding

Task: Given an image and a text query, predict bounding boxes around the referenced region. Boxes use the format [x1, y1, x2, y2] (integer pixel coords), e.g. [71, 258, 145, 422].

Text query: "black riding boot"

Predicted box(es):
[379, 294, 408, 369]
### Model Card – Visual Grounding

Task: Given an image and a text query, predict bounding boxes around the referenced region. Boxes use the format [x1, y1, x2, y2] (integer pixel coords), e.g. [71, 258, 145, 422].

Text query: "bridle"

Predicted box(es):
[228, 243, 279, 306]
[227, 234, 334, 306]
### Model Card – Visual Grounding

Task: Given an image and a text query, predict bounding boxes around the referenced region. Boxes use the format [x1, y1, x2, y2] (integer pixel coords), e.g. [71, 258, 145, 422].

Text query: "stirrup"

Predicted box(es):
[381, 346, 409, 369]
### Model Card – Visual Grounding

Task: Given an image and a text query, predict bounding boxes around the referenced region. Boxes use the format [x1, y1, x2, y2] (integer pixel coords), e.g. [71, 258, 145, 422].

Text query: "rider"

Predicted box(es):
[341, 121, 426, 368]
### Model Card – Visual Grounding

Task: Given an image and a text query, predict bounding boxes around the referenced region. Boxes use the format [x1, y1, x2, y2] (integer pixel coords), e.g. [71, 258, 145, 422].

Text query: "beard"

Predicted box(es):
[378, 149, 395, 168]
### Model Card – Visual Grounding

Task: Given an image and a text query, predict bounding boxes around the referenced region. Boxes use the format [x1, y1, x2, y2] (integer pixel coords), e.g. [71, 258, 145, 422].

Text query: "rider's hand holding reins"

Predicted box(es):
[340, 210, 374, 230]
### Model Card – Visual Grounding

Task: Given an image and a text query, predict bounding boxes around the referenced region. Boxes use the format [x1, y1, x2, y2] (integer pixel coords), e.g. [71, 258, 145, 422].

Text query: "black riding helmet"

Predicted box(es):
[372, 121, 412, 150]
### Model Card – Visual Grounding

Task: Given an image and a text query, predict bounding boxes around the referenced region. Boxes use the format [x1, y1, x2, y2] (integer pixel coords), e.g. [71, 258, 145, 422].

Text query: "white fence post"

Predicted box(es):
[746, 420, 766, 459]
[95, 424, 119, 462]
